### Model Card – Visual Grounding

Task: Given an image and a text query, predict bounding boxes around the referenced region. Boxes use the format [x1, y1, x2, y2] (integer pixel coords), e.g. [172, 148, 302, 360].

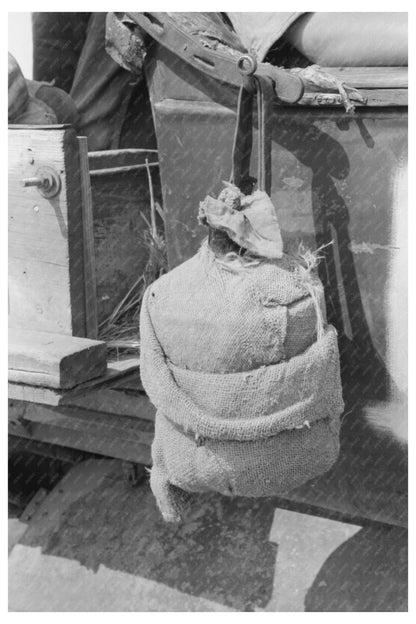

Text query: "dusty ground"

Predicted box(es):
[8, 458, 408, 612]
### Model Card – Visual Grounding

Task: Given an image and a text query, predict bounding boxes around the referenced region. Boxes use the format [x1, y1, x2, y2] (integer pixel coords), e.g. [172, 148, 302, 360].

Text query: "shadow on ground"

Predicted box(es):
[17, 461, 407, 611]
[305, 524, 408, 612]
[21, 467, 277, 611]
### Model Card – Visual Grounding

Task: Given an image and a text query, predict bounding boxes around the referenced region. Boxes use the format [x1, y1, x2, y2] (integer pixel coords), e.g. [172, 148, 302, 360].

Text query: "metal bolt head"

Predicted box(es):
[237, 54, 258, 76]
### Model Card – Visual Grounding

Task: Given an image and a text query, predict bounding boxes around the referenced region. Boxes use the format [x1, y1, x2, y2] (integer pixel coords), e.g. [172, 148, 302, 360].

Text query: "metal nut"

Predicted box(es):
[21, 166, 62, 199]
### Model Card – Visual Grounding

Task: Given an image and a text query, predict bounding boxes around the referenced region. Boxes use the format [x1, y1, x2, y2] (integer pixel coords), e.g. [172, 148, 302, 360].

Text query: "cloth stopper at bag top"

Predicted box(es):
[140, 185, 344, 522]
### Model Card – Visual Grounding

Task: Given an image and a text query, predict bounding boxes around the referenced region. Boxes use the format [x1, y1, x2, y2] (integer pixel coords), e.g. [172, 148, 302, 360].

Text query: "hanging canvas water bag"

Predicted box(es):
[140, 77, 344, 522]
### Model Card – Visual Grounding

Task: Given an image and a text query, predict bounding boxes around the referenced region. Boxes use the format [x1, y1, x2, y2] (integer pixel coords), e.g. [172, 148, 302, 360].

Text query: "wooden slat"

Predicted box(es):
[8, 383, 68, 406]
[8, 400, 152, 465]
[8, 125, 89, 336]
[8, 356, 140, 406]
[9, 329, 107, 389]
[9, 401, 154, 440]
[62, 388, 155, 421]
[9, 435, 91, 464]
[9, 423, 151, 465]
[88, 148, 158, 171]
[322, 66, 408, 89]
[347, 88, 408, 107]
[8, 369, 112, 392]
[78, 137, 98, 339]
[7, 395, 407, 528]
[89, 162, 159, 177]
[110, 373, 144, 393]
[298, 88, 408, 109]
[61, 356, 141, 397]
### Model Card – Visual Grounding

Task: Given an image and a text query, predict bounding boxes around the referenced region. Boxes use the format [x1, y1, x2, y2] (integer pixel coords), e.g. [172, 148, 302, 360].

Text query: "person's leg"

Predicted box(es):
[285, 12, 408, 66]
[69, 12, 136, 151]
[32, 12, 90, 92]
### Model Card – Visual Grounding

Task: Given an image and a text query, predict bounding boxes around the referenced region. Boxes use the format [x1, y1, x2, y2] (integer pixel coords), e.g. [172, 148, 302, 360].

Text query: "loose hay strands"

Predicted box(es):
[98, 159, 167, 352]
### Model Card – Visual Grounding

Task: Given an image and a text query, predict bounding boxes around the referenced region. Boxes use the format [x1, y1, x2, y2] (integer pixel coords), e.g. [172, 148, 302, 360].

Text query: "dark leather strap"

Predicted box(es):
[231, 75, 274, 195]
[256, 76, 274, 194]
[230, 85, 253, 192]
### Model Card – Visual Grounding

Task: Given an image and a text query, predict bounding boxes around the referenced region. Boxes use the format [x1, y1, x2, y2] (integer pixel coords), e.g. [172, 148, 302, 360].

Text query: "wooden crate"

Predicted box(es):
[8, 125, 97, 338]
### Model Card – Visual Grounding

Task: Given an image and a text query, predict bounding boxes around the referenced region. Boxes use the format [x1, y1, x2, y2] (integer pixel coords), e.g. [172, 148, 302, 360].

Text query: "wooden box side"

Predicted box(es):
[8, 125, 95, 337]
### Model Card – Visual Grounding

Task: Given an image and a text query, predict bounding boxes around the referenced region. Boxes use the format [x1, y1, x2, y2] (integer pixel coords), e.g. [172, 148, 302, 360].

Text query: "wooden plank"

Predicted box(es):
[8, 383, 68, 406]
[8, 329, 107, 389]
[7, 396, 407, 528]
[88, 148, 158, 171]
[62, 356, 141, 397]
[321, 66, 408, 89]
[101, 355, 140, 374]
[8, 421, 151, 465]
[350, 88, 408, 108]
[8, 369, 111, 392]
[8, 356, 140, 406]
[62, 388, 155, 421]
[8, 124, 71, 130]
[89, 162, 159, 177]
[298, 88, 407, 109]
[9, 435, 91, 464]
[8, 400, 152, 465]
[8, 125, 88, 336]
[78, 137, 98, 339]
[9, 401, 154, 440]
[110, 373, 144, 393]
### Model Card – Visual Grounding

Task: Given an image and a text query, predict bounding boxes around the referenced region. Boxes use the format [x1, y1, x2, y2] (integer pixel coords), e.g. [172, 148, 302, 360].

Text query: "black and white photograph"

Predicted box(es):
[7, 5, 409, 613]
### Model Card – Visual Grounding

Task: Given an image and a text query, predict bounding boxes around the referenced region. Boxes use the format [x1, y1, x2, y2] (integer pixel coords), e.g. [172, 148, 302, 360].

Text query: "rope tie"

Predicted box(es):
[297, 241, 333, 341]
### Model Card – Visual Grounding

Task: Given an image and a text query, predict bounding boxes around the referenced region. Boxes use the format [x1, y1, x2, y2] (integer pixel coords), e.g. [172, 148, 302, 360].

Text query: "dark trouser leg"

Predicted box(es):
[32, 12, 90, 92]
[69, 12, 135, 151]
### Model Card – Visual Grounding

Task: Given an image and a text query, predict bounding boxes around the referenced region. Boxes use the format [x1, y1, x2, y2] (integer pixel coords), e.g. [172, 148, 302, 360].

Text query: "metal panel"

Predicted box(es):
[145, 44, 407, 523]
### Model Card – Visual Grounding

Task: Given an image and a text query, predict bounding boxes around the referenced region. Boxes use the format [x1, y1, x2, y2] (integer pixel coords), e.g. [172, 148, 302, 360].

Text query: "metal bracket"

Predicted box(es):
[128, 12, 304, 104]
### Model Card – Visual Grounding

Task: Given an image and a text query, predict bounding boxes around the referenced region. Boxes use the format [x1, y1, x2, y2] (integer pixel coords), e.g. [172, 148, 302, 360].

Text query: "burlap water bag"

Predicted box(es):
[140, 189, 344, 522]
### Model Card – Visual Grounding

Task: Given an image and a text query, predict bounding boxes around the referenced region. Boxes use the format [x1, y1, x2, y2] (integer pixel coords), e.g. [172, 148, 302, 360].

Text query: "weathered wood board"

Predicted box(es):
[62, 387, 155, 421]
[8, 356, 140, 405]
[9, 400, 152, 466]
[8, 125, 96, 337]
[8, 389, 407, 527]
[321, 66, 408, 89]
[78, 137, 98, 339]
[299, 88, 408, 108]
[8, 329, 107, 389]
